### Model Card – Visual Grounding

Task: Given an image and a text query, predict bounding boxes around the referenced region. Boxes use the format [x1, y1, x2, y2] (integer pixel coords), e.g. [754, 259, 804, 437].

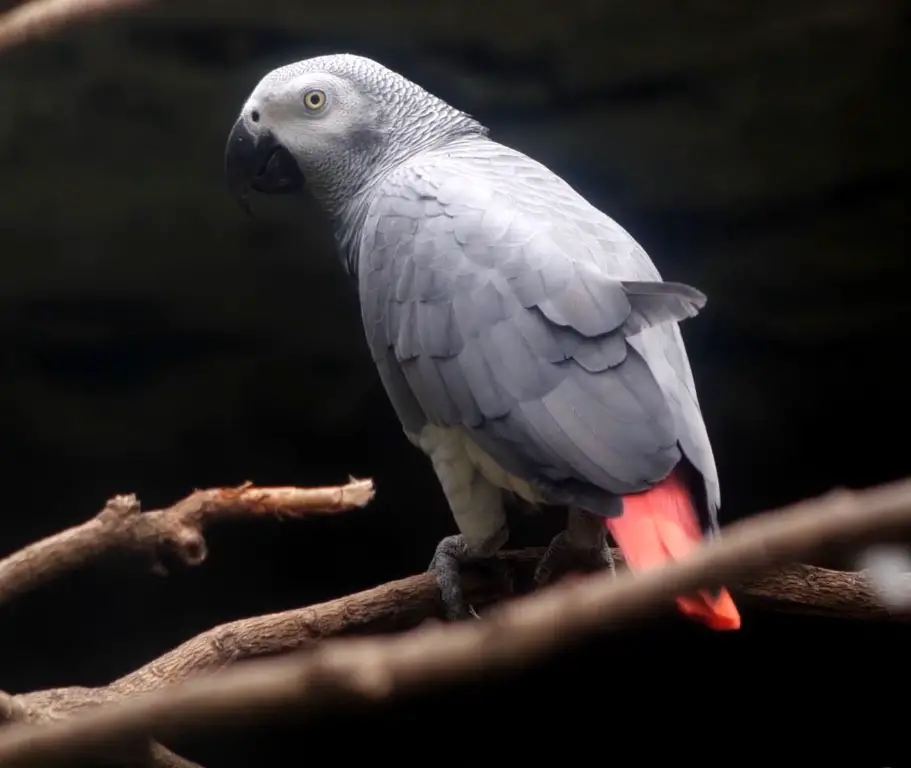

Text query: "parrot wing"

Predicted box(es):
[357, 140, 717, 513]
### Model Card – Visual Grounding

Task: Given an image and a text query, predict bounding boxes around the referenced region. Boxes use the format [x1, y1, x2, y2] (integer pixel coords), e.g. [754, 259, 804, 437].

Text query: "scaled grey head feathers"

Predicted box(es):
[225, 53, 486, 215]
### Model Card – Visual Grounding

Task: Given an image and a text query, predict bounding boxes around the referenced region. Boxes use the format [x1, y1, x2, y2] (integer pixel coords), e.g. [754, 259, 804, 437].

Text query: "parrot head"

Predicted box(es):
[224, 53, 485, 215]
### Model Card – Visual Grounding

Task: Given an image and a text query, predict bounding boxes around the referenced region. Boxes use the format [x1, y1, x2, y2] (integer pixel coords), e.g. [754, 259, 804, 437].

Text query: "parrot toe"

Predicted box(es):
[429, 534, 513, 620]
[534, 530, 616, 587]
[429, 535, 470, 620]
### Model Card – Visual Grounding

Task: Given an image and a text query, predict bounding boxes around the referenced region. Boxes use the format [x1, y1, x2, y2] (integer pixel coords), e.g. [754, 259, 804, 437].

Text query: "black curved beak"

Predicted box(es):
[224, 118, 305, 215]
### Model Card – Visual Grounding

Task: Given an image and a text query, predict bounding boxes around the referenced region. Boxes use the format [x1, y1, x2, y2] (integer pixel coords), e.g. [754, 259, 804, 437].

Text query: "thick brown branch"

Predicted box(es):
[734, 561, 904, 620]
[0, 0, 150, 52]
[0, 692, 196, 768]
[0, 479, 375, 607]
[4, 477, 911, 765]
[0, 549, 903, 725]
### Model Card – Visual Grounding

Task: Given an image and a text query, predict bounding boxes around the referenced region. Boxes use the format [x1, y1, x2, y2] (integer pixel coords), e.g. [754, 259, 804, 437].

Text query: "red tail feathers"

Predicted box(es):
[605, 469, 741, 631]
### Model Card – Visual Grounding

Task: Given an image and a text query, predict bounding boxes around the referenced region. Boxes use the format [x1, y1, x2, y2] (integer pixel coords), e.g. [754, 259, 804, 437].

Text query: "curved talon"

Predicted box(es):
[429, 534, 470, 620]
[535, 530, 615, 587]
[429, 534, 513, 620]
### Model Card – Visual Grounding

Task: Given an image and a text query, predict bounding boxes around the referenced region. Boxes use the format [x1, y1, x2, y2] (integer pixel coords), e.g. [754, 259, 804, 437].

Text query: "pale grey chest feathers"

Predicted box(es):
[406, 424, 543, 553]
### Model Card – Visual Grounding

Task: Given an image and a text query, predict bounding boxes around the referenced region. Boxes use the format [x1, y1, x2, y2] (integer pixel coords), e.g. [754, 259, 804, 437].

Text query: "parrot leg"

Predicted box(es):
[534, 508, 615, 587]
[429, 531, 511, 621]
[418, 426, 513, 620]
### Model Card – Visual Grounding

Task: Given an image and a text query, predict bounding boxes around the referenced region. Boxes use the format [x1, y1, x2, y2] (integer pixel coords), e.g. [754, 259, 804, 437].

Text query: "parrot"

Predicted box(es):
[224, 53, 741, 631]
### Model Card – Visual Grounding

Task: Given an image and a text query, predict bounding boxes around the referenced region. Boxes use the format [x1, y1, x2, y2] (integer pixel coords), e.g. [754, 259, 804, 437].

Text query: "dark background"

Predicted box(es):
[0, 1, 909, 765]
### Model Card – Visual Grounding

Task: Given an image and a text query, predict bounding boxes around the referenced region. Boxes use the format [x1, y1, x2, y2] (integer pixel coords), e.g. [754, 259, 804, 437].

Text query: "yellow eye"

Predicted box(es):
[303, 89, 326, 111]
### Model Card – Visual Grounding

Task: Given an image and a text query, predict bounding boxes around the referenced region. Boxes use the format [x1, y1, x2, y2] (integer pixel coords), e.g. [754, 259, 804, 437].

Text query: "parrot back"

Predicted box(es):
[351, 136, 721, 532]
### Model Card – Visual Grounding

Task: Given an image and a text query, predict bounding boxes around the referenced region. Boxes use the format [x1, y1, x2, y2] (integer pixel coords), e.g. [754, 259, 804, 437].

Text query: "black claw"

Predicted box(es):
[429, 535, 472, 620]
[535, 530, 615, 587]
[429, 535, 513, 620]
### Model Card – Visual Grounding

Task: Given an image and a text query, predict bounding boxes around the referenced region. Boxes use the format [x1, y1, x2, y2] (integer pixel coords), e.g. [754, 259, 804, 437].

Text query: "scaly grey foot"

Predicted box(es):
[534, 529, 616, 587]
[429, 534, 512, 620]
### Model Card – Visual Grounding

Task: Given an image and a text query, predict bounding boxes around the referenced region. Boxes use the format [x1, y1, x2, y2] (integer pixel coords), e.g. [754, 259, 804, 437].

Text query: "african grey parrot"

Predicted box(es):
[224, 53, 740, 630]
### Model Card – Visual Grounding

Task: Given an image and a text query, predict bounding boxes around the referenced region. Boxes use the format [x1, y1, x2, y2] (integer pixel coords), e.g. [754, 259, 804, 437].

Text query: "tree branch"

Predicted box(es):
[0, 478, 374, 767]
[0, 549, 903, 728]
[145, 743, 205, 768]
[0, 0, 150, 52]
[3, 477, 911, 766]
[0, 479, 375, 607]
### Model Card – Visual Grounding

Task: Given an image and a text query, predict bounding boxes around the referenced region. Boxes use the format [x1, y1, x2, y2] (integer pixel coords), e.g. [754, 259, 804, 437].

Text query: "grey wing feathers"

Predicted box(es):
[621, 281, 706, 334]
[359, 142, 719, 522]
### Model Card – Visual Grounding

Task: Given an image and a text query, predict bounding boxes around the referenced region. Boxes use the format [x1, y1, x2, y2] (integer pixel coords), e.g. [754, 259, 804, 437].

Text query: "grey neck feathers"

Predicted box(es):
[324, 104, 487, 279]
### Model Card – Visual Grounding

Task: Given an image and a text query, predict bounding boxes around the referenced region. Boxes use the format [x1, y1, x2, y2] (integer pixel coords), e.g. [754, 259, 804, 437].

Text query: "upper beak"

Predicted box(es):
[224, 118, 305, 214]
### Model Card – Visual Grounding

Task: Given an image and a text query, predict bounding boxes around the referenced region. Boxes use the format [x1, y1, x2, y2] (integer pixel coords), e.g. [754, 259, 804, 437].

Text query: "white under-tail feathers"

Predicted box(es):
[856, 544, 911, 609]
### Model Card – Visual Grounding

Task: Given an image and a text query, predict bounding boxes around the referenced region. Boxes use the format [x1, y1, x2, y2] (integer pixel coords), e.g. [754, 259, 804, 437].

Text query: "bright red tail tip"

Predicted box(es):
[676, 589, 742, 631]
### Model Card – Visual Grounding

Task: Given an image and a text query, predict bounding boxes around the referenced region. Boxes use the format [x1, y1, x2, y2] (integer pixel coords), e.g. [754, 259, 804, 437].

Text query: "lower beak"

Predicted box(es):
[224, 118, 304, 214]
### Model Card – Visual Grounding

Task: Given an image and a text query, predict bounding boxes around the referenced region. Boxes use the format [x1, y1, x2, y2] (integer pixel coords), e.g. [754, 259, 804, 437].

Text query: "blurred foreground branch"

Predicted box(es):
[3, 477, 911, 766]
[0, 477, 374, 767]
[0, 0, 150, 52]
[0, 552, 902, 729]
[0, 478, 375, 607]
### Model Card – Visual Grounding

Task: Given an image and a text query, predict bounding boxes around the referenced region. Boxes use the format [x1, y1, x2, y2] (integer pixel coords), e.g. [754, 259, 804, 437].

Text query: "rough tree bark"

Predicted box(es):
[0, 479, 375, 606]
[1, 551, 905, 725]
[0, 479, 376, 767]
[3, 476, 911, 766]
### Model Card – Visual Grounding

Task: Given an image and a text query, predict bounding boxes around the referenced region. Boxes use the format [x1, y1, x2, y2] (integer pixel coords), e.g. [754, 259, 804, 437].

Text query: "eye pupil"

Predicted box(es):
[250, 109, 260, 123]
[305, 90, 325, 110]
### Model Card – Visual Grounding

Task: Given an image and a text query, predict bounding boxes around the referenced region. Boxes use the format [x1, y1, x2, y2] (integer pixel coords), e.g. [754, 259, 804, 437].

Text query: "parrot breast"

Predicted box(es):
[409, 424, 543, 553]
[413, 424, 544, 505]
